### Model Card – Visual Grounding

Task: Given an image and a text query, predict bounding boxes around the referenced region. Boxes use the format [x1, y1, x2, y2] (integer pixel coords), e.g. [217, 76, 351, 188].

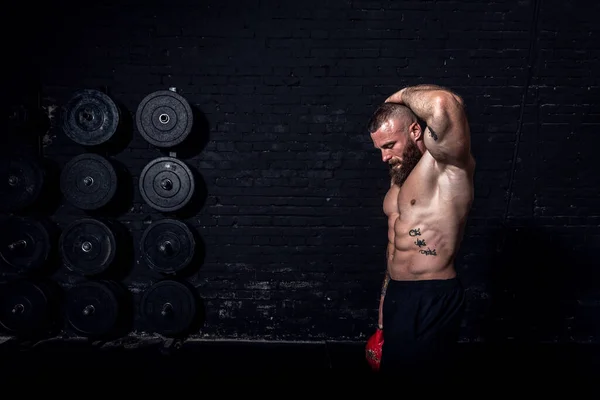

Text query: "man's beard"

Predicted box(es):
[389, 140, 423, 186]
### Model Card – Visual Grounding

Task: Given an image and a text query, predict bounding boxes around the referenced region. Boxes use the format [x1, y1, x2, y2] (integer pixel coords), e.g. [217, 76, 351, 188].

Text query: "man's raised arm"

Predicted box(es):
[385, 84, 471, 168]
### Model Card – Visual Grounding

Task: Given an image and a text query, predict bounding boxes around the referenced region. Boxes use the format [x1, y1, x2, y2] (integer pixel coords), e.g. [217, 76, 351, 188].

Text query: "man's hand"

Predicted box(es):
[385, 88, 406, 104]
[365, 326, 384, 371]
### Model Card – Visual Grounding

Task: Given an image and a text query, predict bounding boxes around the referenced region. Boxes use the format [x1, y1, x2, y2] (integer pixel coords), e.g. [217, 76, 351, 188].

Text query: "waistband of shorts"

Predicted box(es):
[387, 276, 461, 290]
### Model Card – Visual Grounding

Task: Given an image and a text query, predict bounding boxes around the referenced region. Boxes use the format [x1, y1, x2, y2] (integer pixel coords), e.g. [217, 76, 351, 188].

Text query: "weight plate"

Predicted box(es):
[0, 216, 51, 273]
[139, 157, 195, 212]
[135, 90, 193, 147]
[0, 155, 44, 213]
[140, 280, 196, 336]
[62, 89, 120, 146]
[65, 281, 120, 336]
[141, 219, 195, 274]
[59, 218, 116, 276]
[60, 153, 117, 210]
[0, 279, 52, 335]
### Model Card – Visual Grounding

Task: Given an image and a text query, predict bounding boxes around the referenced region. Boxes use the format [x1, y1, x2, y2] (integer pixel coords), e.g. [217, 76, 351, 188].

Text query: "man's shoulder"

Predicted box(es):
[415, 151, 475, 191]
[427, 149, 476, 177]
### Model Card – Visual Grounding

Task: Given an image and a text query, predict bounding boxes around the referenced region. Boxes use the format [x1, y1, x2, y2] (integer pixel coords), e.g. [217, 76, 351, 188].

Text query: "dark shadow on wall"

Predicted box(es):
[481, 223, 582, 345]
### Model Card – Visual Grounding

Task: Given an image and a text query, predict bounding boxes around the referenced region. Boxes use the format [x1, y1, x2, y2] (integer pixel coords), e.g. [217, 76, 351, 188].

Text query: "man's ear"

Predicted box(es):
[410, 121, 423, 141]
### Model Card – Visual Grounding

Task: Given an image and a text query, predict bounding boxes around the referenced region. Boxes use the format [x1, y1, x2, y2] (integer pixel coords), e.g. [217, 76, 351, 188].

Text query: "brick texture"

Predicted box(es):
[1, 0, 598, 343]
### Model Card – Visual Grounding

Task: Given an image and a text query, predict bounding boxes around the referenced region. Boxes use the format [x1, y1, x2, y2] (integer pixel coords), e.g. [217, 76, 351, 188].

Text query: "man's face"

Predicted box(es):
[370, 118, 423, 186]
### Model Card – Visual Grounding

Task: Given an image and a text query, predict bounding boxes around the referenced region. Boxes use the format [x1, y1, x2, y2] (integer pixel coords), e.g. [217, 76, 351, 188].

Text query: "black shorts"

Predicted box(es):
[380, 277, 466, 375]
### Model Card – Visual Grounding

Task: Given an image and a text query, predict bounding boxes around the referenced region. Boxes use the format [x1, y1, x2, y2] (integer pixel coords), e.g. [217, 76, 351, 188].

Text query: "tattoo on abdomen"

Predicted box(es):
[420, 248, 437, 256]
[428, 127, 438, 141]
[409, 228, 421, 236]
[409, 227, 437, 256]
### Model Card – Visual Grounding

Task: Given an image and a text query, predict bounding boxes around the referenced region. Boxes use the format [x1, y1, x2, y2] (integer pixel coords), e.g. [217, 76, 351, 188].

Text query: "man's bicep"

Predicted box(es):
[423, 96, 471, 166]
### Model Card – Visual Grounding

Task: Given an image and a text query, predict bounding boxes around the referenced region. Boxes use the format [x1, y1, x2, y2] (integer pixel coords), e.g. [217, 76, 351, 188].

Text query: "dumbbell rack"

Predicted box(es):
[0, 86, 204, 343]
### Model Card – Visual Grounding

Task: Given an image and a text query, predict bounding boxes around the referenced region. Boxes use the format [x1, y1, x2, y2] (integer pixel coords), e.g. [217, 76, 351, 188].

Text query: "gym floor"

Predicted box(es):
[0, 338, 598, 385]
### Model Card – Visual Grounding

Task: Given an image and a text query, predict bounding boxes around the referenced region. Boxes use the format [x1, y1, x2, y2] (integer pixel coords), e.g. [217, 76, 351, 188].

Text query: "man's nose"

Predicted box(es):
[382, 151, 391, 163]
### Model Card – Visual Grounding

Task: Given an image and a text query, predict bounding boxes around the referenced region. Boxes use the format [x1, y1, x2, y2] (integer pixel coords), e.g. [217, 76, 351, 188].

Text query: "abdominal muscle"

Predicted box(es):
[386, 211, 458, 281]
[382, 153, 474, 281]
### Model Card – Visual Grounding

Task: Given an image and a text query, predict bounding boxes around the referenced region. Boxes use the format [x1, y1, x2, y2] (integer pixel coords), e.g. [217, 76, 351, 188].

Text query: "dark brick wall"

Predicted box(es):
[2, 0, 599, 343]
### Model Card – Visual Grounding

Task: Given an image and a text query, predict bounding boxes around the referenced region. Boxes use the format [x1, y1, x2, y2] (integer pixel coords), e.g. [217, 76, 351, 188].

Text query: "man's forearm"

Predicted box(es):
[378, 270, 390, 329]
[403, 84, 463, 105]
[381, 270, 390, 298]
[386, 84, 463, 123]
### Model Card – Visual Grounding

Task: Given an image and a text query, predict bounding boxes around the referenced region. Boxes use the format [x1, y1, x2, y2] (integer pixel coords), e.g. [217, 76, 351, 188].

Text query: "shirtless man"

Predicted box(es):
[367, 84, 475, 376]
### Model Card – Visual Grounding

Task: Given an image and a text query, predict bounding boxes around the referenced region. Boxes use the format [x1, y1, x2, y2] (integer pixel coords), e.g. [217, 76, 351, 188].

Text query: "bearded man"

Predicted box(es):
[366, 84, 476, 377]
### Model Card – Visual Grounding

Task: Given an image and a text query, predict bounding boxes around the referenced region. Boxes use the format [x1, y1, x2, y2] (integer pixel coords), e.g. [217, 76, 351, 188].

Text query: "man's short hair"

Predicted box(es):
[367, 103, 420, 134]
